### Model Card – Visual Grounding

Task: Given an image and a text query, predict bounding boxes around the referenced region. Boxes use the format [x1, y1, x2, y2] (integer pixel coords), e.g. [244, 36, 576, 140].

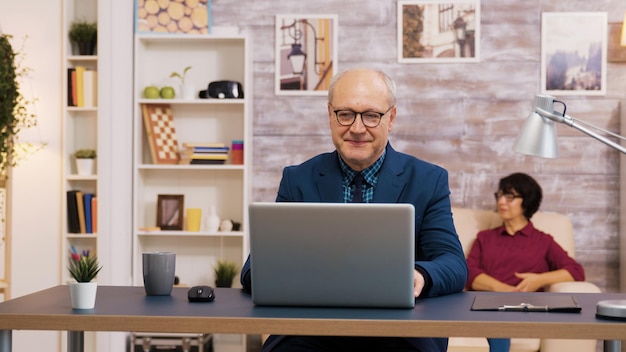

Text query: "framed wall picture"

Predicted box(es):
[397, 0, 480, 63]
[275, 14, 338, 96]
[135, 0, 212, 34]
[541, 12, 607, 96]
[156, 194, 184, 230]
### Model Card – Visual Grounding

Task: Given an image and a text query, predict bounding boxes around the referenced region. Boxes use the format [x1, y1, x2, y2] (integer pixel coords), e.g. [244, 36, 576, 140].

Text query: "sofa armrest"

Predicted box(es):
[547, 281, 601, 293]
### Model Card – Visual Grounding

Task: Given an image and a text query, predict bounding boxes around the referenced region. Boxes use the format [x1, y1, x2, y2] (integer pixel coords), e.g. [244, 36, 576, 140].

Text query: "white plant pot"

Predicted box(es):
[182, 83, 196, 100]
[75, 158, 95, 176]
[69, 281, 98, 309]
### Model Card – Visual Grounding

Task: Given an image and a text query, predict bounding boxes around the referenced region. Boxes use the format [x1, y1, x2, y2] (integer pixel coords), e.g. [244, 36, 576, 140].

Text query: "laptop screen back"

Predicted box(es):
[249, 202, 415, 308]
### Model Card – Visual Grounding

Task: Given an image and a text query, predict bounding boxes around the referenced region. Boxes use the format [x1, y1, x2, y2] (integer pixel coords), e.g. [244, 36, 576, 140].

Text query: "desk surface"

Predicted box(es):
[0, 285, 625, 340]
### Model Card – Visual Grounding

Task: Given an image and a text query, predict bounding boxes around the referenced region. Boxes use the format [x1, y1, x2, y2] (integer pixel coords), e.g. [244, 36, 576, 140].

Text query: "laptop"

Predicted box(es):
[248, 202, 416, 308]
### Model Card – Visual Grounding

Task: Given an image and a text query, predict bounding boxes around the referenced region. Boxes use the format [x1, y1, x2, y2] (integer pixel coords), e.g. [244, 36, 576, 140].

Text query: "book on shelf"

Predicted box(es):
[179, 154, 228, 165]
[66, 190, 80, 233]
[188, 159, 229, 165]
[67, 68, 76, 106]
[92, 196, 98, 234]
[82, 70, 97, 108]
[75, 66, 86, 107]
[83, 193, 94, 233]
[182, 142, 227, 149]
[182, 146, 230, 154]
[76, 191, 86, 234]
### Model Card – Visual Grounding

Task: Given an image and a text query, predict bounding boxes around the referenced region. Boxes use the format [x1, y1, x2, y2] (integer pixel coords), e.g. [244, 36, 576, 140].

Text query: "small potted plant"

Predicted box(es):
[69, 20, 97, 55]
[68, 248, 102, 309]
[213, 260, 239, 288]
[170, 66, 194, 99]
[74, 148, 96, 175]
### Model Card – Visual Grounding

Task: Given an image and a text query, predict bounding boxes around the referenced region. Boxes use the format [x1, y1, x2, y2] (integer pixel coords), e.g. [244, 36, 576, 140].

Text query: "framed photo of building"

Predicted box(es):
[541, 12, 607, 96]
[156, 194, 184, 230]
[275, 14, 338, 96]
[397, 0, 480, 63]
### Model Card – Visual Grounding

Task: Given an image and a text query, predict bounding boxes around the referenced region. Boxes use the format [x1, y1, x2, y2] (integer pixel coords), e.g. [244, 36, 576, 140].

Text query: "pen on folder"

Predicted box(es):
[498, 303, 549, 312]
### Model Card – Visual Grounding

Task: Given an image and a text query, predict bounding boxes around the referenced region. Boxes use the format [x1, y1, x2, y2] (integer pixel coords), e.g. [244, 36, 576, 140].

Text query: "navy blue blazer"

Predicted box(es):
[241, 143, 468, 351]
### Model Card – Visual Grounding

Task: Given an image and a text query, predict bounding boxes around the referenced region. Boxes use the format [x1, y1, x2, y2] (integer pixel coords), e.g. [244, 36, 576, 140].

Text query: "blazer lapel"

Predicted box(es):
[373, 145, 408, 203]
[316, 152, 344, 202]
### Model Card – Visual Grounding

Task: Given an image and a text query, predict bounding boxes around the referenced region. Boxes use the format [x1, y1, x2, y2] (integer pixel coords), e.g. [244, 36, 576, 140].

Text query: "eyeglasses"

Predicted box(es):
[494, 192, 523, 202]
[333, 106, 393, 128]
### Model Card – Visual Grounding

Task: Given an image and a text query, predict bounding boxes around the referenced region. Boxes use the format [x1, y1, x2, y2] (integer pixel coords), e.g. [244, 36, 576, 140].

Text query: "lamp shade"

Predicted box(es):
[513, 95, 559, 158]
[287, 43, 306, 75]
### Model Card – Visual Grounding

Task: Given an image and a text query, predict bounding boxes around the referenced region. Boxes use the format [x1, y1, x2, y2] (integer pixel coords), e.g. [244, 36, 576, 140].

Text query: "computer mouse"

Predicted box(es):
[187, 285, 215, 302]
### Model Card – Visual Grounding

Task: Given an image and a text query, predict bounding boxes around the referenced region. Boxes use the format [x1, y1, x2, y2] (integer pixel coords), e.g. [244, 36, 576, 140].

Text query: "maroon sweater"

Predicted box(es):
[466, 221, 585, 291]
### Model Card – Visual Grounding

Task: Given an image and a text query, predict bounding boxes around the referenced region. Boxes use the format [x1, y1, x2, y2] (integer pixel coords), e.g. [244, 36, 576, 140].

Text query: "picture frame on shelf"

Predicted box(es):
[397, 0, 480, 63]
[275, 14, 338, 96]
[541, 12, 607, 96]
[156, 194, 184, 230]
[134, 0, 212, 34]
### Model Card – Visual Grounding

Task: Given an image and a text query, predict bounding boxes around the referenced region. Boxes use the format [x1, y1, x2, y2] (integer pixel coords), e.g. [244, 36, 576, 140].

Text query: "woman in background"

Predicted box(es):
[465, 172, 585, 352]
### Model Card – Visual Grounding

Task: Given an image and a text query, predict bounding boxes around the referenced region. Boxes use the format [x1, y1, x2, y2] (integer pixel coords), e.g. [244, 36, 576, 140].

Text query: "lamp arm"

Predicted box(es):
[535, 107, 626, 155]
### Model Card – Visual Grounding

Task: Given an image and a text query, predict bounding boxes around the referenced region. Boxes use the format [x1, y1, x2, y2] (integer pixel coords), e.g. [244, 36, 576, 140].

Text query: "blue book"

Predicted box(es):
[83, 193, 94, 233]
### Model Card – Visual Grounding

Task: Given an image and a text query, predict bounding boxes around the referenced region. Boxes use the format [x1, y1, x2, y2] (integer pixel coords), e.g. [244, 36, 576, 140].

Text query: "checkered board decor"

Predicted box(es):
[141, 104, 180, 164]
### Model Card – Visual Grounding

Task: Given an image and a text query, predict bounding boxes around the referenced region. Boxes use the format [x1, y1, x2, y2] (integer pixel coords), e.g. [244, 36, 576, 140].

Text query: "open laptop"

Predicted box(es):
[248, 202, 416, 308]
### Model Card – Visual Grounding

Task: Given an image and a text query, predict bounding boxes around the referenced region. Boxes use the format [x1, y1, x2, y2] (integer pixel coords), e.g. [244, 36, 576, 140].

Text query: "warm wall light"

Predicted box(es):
[622, 11, 626, 46]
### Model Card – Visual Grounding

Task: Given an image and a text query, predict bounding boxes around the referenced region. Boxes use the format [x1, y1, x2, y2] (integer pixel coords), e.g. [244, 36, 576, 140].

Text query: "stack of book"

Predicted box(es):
[67, 66, 97, 107]
[67, 190, 98, 234]
[179, 143, 230, 164]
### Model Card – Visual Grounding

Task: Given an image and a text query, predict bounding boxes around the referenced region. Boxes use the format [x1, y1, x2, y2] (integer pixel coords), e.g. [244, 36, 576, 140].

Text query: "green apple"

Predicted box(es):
[160, 86, 176, 99]
[143, 86, 160, 99]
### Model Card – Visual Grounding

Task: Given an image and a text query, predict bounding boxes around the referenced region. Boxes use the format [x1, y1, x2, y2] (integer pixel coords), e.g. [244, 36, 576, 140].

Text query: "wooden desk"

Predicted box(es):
[0, 285, 624, 352]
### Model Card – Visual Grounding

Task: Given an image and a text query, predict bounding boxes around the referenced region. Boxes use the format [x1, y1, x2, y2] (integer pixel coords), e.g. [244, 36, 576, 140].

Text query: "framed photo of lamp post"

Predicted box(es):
[541, 12, 607, 96]
[397, 0, 480, 63]
[275, 14, 338, 96]
[156, 194, 184, 230]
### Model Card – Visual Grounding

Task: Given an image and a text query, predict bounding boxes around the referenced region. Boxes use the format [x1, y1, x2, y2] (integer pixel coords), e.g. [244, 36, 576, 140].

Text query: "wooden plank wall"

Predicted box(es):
[211, 0, 626, 293]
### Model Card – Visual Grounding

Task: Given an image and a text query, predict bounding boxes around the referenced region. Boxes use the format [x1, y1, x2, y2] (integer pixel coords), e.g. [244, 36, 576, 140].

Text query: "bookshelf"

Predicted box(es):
[61, 0, 99, 349]
[132, 33, 252, 294]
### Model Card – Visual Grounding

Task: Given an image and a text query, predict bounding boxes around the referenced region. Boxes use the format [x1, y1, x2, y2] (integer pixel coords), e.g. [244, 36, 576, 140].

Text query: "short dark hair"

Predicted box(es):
[498, 172, 542, 219]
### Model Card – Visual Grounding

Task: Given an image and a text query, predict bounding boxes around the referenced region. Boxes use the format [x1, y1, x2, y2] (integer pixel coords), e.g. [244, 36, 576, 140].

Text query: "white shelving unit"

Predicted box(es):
[62, 0, 99, 350]
[132, 34, 252, 292]
[62, 0, 99, 283]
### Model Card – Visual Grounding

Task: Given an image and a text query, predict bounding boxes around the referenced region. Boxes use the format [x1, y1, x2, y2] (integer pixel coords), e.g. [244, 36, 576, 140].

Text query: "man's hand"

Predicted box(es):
[414, 269, 425, 297]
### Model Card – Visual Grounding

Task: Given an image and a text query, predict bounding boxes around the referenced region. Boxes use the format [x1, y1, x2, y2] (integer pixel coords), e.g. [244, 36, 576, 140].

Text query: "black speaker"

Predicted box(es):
[200, 81, 244, 99]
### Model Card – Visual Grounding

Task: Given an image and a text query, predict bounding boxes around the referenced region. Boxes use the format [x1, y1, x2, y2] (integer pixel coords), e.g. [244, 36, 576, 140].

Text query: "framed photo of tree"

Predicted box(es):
[541, 12, 607, 96]
[397, 0, 480, 63]
[156, 194, 184, 231]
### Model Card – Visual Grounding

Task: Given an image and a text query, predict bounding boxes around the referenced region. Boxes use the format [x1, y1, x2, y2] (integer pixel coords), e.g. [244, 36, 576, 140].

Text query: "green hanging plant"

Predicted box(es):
[0, 34, 41, 179]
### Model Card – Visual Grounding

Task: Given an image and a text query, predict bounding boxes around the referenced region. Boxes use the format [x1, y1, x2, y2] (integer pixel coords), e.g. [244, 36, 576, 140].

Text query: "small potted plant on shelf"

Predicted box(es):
[69, 20, 97, 55]
[74, 148, 96, 176]
[170, 66, 194, 99]
[213, 260, 239, 288]
[68, 247, 102, 309]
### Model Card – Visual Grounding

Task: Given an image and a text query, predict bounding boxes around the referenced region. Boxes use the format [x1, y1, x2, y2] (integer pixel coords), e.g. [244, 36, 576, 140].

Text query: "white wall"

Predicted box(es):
[0, 0, 63, 350]
[0, 0, 135, 350]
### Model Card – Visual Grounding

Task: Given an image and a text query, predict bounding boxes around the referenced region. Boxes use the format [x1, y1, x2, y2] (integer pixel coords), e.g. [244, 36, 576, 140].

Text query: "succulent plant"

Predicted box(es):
[74, 148, 96, 159]
[214, 260, 239, 287]
[69, 20, 97, 44]
[68, 249, 102, 283]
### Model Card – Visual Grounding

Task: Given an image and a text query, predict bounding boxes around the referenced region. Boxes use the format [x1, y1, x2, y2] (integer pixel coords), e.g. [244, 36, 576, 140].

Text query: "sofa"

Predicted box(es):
[447, 207, 601, 352]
